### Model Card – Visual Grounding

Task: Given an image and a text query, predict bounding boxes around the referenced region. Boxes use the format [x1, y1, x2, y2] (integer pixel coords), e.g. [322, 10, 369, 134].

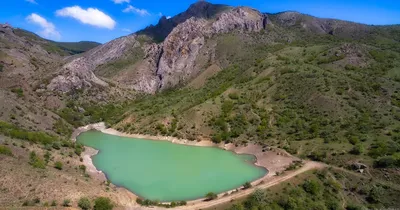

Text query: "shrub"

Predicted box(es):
[29, 151, 46, 169]
[33, 198, 40, 204]
[54, 161, 63, 170]
[52, 142, 61, 150]
[0, 145, 13, 156]
[307, 151, 326, 161]
[374, 155, 400, 168]
[79, 165, 87, 172]
[94, 197, 113, 210]
[302, 180, 321, 195]
[178, 201, 187, 206]
[228, 92, 239, 100]
[243, 181, 252, 189]
[367, 186, 382, 203]
[11, 88, 24, 97]
[349, 144, 364, 155]
[78, 197, 91, 210]
[51, 200, 57, 206]
[0, 121, 58, 145]
[205, 192, 218, 201]
[63, 199, 71, 207]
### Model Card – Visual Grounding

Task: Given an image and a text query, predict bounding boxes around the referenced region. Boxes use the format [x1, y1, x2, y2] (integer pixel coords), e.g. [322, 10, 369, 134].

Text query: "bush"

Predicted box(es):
[350, 144, 364, 155]
[367, 186, 382, 203]
[29, 151, 46, 169]
[205, 192, 218, 201]
[0, 121, 58, 145]
[54, 161, 63, 170]
[243, 181, 252, 189]
[307, 151, 326, 161]
[79, 165, 87, 172]
[51, 200, 57, 206]
[63, 199, 71, 207]
[94, 197, 113, 210]
[52, 142, 61, 150]
[0, 145, 13, 156]
[11, 88, 24, 97]
[78, 197, 91, 210]
[374, 155, 400, 168]
[302, 180, 321, 195]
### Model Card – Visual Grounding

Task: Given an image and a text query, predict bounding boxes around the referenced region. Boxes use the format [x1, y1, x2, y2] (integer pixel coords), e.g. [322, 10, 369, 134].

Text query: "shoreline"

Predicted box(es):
[75, 123, 305, 208]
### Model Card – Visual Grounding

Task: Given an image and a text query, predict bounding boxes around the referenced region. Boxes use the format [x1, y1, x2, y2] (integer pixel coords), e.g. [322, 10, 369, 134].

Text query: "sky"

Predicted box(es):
[0, 0, 399, 43]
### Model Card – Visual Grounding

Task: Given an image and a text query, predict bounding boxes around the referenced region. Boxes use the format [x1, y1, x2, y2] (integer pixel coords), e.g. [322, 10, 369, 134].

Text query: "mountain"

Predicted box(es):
[12, 28, 100, 55]
[1, 1, 400, 208]
[46, 1, 396, 95]
[54, 41, 101, 55]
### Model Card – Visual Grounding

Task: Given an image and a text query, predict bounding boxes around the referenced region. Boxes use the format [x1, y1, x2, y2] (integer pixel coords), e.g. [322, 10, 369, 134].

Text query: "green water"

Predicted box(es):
[77, 131, 267, 201]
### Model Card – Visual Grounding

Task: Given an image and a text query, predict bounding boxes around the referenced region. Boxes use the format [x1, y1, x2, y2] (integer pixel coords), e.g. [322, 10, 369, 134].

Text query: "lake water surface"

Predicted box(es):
[77, 130, 267, 201]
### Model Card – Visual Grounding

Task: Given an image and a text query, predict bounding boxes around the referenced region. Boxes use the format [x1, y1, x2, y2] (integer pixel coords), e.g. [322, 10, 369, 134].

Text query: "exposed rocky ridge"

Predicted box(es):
[49, 5, 269, 93]
[138, 1, 231, 42]
[45, 2, 381, 94]
[48, 35, 141, 92]
[270, 11, 370, 37]
[158, 7, 267, 89]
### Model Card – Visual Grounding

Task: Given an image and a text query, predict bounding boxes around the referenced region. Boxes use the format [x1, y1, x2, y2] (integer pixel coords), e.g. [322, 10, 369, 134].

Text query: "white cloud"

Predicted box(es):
[167, 16, 172, 19]
[56, 6, 116, 30]
[123, 5, 150, 16]
[122, 28, 131, 32]
[112, 0, 129, 4]
[26, 13, 61, 40]
[25, 0, 38, 4]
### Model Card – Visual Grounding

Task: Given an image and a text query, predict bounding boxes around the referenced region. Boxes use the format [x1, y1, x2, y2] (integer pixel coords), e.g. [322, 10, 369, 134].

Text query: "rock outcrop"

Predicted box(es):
[46, 1, 373, 94]
[48, 35, 140, 92]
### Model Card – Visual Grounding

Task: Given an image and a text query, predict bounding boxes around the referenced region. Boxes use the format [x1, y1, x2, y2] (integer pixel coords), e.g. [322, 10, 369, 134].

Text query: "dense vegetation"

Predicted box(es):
[110, 30, 400, 172]
[226, 168, 400, 210]
[2, 7, 400, 209]
[13, 29, 99, 55]
[0, 121, 58, 145]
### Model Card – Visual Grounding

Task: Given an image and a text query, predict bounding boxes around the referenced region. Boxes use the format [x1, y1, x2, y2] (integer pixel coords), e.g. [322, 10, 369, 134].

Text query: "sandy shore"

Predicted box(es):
[74, 123, 322, 209]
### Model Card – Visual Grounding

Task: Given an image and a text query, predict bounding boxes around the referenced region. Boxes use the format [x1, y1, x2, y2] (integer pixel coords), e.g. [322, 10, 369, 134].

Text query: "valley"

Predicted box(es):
[0, 1, 400, 209]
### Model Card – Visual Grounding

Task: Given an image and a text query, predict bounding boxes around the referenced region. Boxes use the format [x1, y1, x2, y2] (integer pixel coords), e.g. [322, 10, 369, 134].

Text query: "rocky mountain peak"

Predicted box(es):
[138, 1, 230, 42]
[186, 1, 227, 19]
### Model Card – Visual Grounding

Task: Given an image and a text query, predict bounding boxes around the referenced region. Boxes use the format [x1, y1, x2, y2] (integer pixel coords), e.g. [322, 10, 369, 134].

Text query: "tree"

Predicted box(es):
[94, 197, 113, 210]
[205, 192, 218, 201]
[302, 180, 321, 195]
[367, 186, 382, 203]
[63, 199, 71, 207]
[54, 161, 63, 170]
[243, 181, 252, 189]
[350, 144, 364, 155]
[78, 197, 91, 210]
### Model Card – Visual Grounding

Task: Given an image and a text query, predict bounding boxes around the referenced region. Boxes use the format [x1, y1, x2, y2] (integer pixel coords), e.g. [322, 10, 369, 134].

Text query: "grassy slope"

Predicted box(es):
[2, 17, 400, 209]
[209, 168, 400, 210]
[13, 29, 100, 55]
[106, 26, 400, 208]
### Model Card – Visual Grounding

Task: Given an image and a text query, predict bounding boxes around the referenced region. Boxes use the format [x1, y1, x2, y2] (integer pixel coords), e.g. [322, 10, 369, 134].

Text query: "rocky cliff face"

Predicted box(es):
[46, 1, 373, 94]
[48, 3, 270, 93]
[157, 7, 267, 89]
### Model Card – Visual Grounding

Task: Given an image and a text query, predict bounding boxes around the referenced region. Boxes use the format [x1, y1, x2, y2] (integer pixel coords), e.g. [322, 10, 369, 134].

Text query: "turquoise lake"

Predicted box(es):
[77, 130, 267, 201]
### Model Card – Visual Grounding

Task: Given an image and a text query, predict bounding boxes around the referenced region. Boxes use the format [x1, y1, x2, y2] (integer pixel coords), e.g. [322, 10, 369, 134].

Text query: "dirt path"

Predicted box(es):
[169, 161, 325, 210]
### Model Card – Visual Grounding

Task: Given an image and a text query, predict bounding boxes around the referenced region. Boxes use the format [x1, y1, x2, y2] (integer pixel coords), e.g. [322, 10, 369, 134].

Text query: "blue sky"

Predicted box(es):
[1, 0, 399, 43]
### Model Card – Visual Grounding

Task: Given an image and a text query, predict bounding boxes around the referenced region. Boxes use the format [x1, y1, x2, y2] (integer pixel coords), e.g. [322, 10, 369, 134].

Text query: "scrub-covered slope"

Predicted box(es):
[1, 1, 400, 209]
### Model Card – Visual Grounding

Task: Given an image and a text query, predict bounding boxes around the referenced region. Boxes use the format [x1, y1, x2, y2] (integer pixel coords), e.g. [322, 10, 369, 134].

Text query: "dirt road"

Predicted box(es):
[166, 161, 324, 210]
